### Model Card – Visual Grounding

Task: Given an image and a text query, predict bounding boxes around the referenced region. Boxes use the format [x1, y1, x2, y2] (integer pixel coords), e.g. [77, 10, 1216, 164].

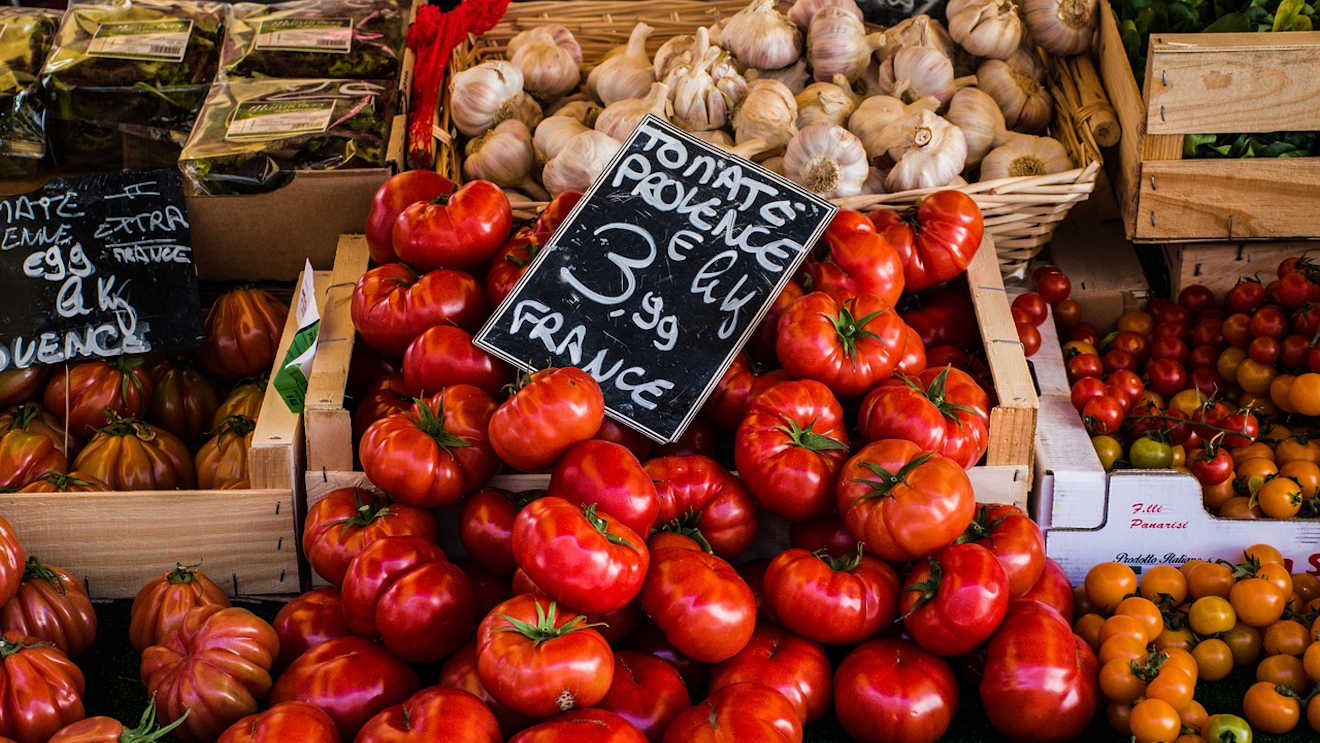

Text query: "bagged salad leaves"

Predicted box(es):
[179, 77, 394, 194]
[40, 0, 226, 170]
[0, 8, 61, 177]
[221, 0, 404, 80]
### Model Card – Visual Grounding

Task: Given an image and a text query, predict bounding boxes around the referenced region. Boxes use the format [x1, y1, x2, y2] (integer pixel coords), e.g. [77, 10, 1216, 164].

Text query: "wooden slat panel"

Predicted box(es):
[1165, 242, 1320, 296]
[1146, 32, 1320, 135]
[1097, 7, 1147, 240]
[305, 236, 370, 472]
[1135, 158, 1320, 241]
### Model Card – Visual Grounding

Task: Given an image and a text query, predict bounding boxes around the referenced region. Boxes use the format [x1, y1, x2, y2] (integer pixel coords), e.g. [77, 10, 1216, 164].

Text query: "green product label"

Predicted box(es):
[87, 19, 193, 62]
[274, 319, 319, 413]
[225, 99, 335, 142]
[255, 17, 352, 53]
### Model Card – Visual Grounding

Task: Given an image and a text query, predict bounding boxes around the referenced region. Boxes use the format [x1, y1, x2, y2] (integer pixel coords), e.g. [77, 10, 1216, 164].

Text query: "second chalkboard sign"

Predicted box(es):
[476, 115, 837, 443]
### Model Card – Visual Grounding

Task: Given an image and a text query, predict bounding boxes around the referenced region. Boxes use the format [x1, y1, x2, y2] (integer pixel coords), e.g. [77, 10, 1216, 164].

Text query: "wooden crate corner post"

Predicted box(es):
[304, 235, 370, 475]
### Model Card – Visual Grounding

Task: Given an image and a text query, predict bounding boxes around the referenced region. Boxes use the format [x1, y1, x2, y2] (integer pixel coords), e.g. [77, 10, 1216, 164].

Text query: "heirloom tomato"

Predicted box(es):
[392, 180, 513, 271]
[302, 487, 440, 586]
[630, 623, 707, 696]
[216, 702, 339, 743]
[764, 546, 899, 646]
[733, 380, 849, 522]
[750, 280, 806, 363]
[439, 643, 533, 736]
[0, 632, 84, 743]
[44, 358, 152, 438]
[140, 605, 279, 742]
[833, 637, 957, 743]
[896, 324, 927, 375]
[0, 404, 74, 457]
[488, 367, 604, 472]
[72, 416, 194, 490]
[17, 471, 108, 493]
[457, 559, 512, 617]
[546, 440, 659, 537]
[597, 651, 690, 742]
[702, 353, 791, 431]
[365, 169, 454, 264]
[214, 381, 264, 429]
[359, 386, 498, 508]
[1021, 558, 1075, 622]
[353, 373, 412, 443]
[641, 548, 756, 663]
[510, 708, 648, 743]
[0, 427, 64, 491]
[356, 686, 501, 743]
[352, 264, 488, 357]
[776, 292, 906, 397]
[644, 455, 757, 558]
[836, 440, 974, 562]
[594, 418, 654, 460]
[195, 415, 254, 489]
[199, 289, 289, 380]
[857, 365, 990, 468]
[0, 558, 95, 657]
[958, 504, 1045, 596]
[146, 360, 218, 443]
[790, 515, 857, 558]
[49, 700, 185, 743]
[805, 209, 904, 306]
[476, 595, 613, 718]
[903, 289, 978, 350]
[868, 191, 982, 292]
[485, 229, 541, 309]
[272, 588, 350, 670]
[460, 488, 536, 577]
[661, 682, 801, 743]
[271, 636, 419, 739]
[0, 367, 46, 408]
[512, 497, 648, 615]
[402, 326, 509, 396]
[129, 563, 229, 652]
[709, 623, 831, 724]
[899, 543, 1009, 656]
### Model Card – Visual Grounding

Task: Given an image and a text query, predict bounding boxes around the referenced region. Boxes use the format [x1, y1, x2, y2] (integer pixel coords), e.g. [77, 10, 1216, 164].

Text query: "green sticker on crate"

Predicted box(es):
[273, 260, 320, 413]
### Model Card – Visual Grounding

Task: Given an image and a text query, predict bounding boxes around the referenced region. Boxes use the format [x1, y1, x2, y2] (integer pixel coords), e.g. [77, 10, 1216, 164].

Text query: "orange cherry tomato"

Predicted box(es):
[1100, 634, 1150, 665]
[1224, 623, 1264, 666]
[1116, 597, 1164, 642]
[1237, 358, 1277, 395]
[1275, 436, 1320, 464]
[1306, 642, 1320, 684]
[1146, 663, 1196, 712]
[1231, 578, 1288, 628]
[1236, 457, 1279, 482]
[1118, 311, 1155, 335]
[1100, 614, 1151, 646]
[1074, 613, 1105, 649]
[1258, 476, 1303, 518]
[1279, 461, 1320, 499]
[1288, 373, 1320, 416]
[1271, 374, 1297, 414]
[1192, 638, 1234, 681]
[1086, 562, 1139, 613]
[1131, 698, 1183, 743]
[1156, 627, 1196, 653]
[1107, 701, 1133, 736]
[1257, 653, 1310, 694]
[1099, 657, 1146, 703]
[1185, 561, 1234, 599]
[1181, 700, 1208, 733]
[1295, 573, 1320, 603]
[1244, 544, 1285, 566]
[1162, 647, 1199, 681]
[1189, 596, 1236, 635]
[1219, 496, 1260, 519]
[1257, 563, 1294, 601]
[1232, 442, 1275, 464]
[1308, 694, 1320, 734]
[1202, 479, 1236, 510]
[1243, 680, 1301, 734]
[1264, 620, 1311, 657]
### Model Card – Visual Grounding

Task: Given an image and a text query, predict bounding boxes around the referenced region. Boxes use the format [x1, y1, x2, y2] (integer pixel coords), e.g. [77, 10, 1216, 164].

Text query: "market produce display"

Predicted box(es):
[0, 7, 59, 178]
[220, 0, 405, 80]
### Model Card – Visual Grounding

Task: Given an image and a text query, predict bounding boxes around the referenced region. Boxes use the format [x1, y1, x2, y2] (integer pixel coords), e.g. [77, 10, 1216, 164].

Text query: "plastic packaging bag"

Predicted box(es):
[221, 0, 403, 80]
[0, 8, 61, 177]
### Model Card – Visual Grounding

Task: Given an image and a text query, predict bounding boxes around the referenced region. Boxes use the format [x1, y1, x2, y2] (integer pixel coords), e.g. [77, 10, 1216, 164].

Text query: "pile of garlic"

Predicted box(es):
[446, 0, 1097, 200]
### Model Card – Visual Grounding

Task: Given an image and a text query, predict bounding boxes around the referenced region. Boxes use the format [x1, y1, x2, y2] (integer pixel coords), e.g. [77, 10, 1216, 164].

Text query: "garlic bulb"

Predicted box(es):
[761, 156, 786, 175]
[877, 46, 956, 107]
[509, 25, 583, 101]
[588, 22, 656, 106]
[733, 78, 799, 149]
[783, 123, 869, 198]
[596, 82, 672, 140]
[746, 59, 811, 94]
[807, 6, 880, 82]
[718, 0, 802, 71]
[877, 15, 957, 63]
[863, 167, 889, 194]
[534, 115, 590, 161]
[788, 0, 861, 29]
[542, 130, 621, 196]
[847, 95, 939, 160]
[946, 0, 1024, 60]
[885, 109, 967, 192]
[1005, 43, 1047, 82]
[978, 58, 1053, 133]
[1023, 0, 1098, 56]
[945, 87, 1006, 167]
[797, 74, 860, 128]
[548, 100, 601, 126]
[980, 133, 1072, 180]
[691, 129, 735, 148]
[450, 61, 540, 137]
[654, 33, 697, 81]
[666, 28, 748, 131]
[464, 119, 548, 200]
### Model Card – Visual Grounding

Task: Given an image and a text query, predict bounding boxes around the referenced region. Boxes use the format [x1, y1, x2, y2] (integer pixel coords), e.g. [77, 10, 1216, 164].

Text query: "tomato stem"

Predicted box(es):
[775, 416, 847, 454]
[122, 698, 190, 743]
[829, 304, 884, 363]
[0, 635, 51, 658]
[325, 489, 394, 544]
[164, 563, 203, 585]
[582, 503, 638, 551]
[412, 397, 473, 453]
[495, 600, 603, 648]
[898, 557, 942, 621]
[849, 453, 935, 504]
[654, 509, 713, 554]
[818, 542, 865, 573]
[21, 556, 68, 596]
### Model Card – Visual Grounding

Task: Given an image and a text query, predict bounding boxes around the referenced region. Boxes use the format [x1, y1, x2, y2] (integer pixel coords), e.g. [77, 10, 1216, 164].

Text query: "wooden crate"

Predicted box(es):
[1099, 11, 1320, 242]
[304, 233, 1036, 512]
[0, 270, 325, 599]
[1162, 241, 1320, 297]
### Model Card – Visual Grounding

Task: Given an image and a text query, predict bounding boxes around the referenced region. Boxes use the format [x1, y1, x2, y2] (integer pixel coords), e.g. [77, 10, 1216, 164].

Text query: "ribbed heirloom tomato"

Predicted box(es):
[775, 292, 906, 397]
[364, 169, 454, 264]
[355, 686, 501, 743]
[857, 365, 991, 468]
[402, 326, 509, 396]
[352, 264, 488, 357]
[0, 426, 64, 491]
[271, 636, 420, 739]
[662, 682, 802, 743]
[805, 209, 904, 306]
[129, 564, 229, 652]
[833, 637, 958, 743]
[44, 358, 152, 438]
[488, 367, 604, 472]
[392, 180, 513, 272]
[301, 486, 440, 586]
[271, 588, 350, 669]
[597, 651, 690, 741]
[146, 360, 218, 443]
[958, 503, 1045, 597]
[868, 190, 983, 292]
[709, 623, 832, 724]
[0, 367, 46, 408]
[511, 708, 648, 743]
[641, 547, 756, 663]
[0, 558, 96, 658]
[195, 415, 255, 489]
[199, 289, 289, 380]
[73, 416, 195, 491]
[0, 632, 84, 743]
[702, 353, 792, 430]
[899, 543, 1009, 656]
[460, 488, 536, 578]
[215, 702, 339, 743]
[546, 440, 659, 538]
[763, 546, 899, 646]
[644, 455, 757, 559]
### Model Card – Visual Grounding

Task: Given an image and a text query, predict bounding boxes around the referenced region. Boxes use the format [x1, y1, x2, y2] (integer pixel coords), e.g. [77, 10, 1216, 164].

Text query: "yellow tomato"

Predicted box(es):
[1216, 347, 1248, 387]
[1170, 388, 1209, 417]
[1063, 340, 1098, 357]
[1118, 311, 1155, 335]
[1237, 358, 1278, 395]
[1093, 435, 1122, 471]
[1239, 391, 1278, 417]
[1272, 374, 1298, 414]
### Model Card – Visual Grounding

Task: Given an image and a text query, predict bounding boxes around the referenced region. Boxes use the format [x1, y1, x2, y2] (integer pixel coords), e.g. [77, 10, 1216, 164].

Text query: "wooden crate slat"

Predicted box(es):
[1138, 158, 1320, 241]
[305, 236, 369, 473]
[1164, 241, 1320, 296]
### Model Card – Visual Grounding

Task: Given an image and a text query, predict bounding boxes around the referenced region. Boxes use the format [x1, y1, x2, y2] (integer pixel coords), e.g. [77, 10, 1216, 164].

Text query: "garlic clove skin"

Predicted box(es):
[595, 82, 673, 140]
[449, 61, 527, 137]
[588, 22, 657, 106]
[690, 129, 735, 148]
[979, 133, 1072, 180]
[788, 0, 862, 29]
[783, 123, 869, 198]
[876, 14, 957, 64]
[733, 78, 799, 149]
[946, 0, 1025, 60]
[1005, 42, 1047, 82]
[717, 0, 803, 71]
[863, 166, 889, 194]
[509, 25, 583, 102]
[666, 30, 748, 131]
[877, 46, 957, 107]
[797, 74, 860, 128]
[542, 130, 622, 197]
[945, 87, 1007, 167]
[534, 115, 590, 162]
[464, 119, 548, 200]
[885, 109, 967, 192]
[654, 33, 695, 81]
[807, 6, 880, 83]
[977, 58, 1053, 133]
[547, 100, 602, 127]
[847, 94, 940, 161]
[746, 58, 812, 95]
[1023, 0, 1098, 56]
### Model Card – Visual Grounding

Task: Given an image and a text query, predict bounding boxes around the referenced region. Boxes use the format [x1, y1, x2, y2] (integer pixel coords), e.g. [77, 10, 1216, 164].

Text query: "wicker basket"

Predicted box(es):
[436, 0, 1103, 275]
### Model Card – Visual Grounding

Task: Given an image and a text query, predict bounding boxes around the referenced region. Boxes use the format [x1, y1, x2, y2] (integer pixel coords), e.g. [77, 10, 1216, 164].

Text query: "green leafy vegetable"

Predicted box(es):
[221, 0, 404, 80]
[0, 8, 60, 177]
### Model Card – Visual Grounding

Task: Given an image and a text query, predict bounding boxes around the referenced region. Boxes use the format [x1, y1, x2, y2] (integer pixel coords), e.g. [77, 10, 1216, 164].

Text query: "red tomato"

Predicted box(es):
[0, 426, 64, 491]
[775, 292, 905, 397]
[1020, 558, 1075, 623]
[593, 418, 655, 461]
[1011, 293, 1048, 327]
[128, 564, 229, 653]
[145, 360, 218, 444]
[1189, 318, 1223, 347]
[0, 559, 95, 658]
[401, 326, 509, 397]
[1179, 284, 1215, 312]
[763, 547, 899, 646]
[654, 419, 719, 459]
[1249, 335, 1280, 365]
[1190, 451, 1232, 488]
[959, 503, 1045, 597]
[1223, 313, 1252, 347]
[198, 288, 289, 380]
[215, 702, 339, 743]
[1101, 348, 1136, 374]
[1250, 305, 1288, 339]
[833, 637, 957, 743]
[868, 190, 983, 292]
[857, 365, 991, 468]
[1147, 359, 1189, 398]
[1053, 299, 1082, 329]
[900, 543, 1010, 656]
[1037, 272, 1072, 305]
[271, 636, 420, 740]
[44, 358, 152, 439]
[488, 367, 604, 472]
[702, 353, 792, 431]
[979, 600, 1099, 742]
[355, 686, 501, 743]
[1149, 334, 1189, 364]
[806, 210, 904, 306]
[510, 708, 648, 743]
[661, 682, 802, 743]
[49, 703, 185, 743]
[895, 324, 928, 375]
[1273, 270, 1313, 308]
[484, 195, 583, 308]
[1280, 334, 1310, 369]
[365, 170, 454, 264]
[1069, 377, 1107, 412]
[507, 570, 640, 646]
[476, 595, 613, 718]
[460, 488, 536, 578]
[749, 281, 806, 364]
[354, 374, 413, 444]
[0, 368, 47, 409]
[0, 632, 84, 743]
[512, 497, 648, 615]
[789, 515, 857, 558]
[302, 487, 440, 586]
[359, 386, 498, 508]
[1293, 305, 1320, 336]
[1189, 344, 1219, 369]
[272, 588, 350, 670]
[597, 651, 690, 741]
[456, 559, 511, 618]
[340, 536, 473, 664]
[708, 623, 831, 724]
[392, 180, 512, 271]
[140, 606, 279, 742]
[734, 380, 849, 522]
[352, 264, 488, 357]
[902, 289, 979, 349]
[1066, 353, 1103, 381]
[631, 622, 709, 698]
[1081, 395, 1124, 435]
[0, 519, 20, 610]
[644, 455, 757, 559]
[1069, 323, 1100, 346]
[641, 548, 756, 663]
[836, 440, 975, 562]
[1189, 366, 1223, 397]
[439, 643, 533, 737]
[1228, 280, 1267, 313]
[546, 440, 659, 538]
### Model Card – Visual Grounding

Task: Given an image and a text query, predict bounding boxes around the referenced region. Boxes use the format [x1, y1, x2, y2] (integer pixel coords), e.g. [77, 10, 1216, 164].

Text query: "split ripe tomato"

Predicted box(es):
[958, 503, 1045, 597]
[199, 289, 289, 380]
[340, 536, 474, 664]
[140, 605, 279, 742]
[545, 440, 659, 538]
[359, 386, 498, 508]
[129, 564, 229, 652]
[510, 708, 649, 743]
[835, 439, 975, 562]
[644, 455, 757, 559]
[661, 682, 802, 743]
[301, 487, 440, 586]
[402, 326, 509, 397]
[597, 651, 690, 741]
[271, 636, 420, 739]
[352, 264, 488, 357]
[488, 367, 604, 472]
[476, 595, 613, 718]
[355, 686, 502, 743]
[392, 180, 513, 271]
[365, 169, 455, 264]
[833, 636, 957, 743]
[0, 632, 84, 743]
[0, 559, 95, 658]
[460, 488, 537, 578]
[44, 358, 152, 438]
[806, 209, 905, 306]
[857, 365, 991, 469]
[709, 623, 832, 724]
[734, 380, 850, 522]
[512, 497, 648, 615]
[775, 292, 906, 397]
[763, 547, 899, 647]
[899, 543, 1009, 656]
[869, 191, 982, 292]
[271, 588, 350, 670]
[641, 548, 756, 663]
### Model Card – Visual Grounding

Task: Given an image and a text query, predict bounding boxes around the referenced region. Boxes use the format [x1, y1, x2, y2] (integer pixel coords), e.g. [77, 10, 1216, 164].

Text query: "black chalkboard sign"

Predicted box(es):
[475, 115, 838, 443]
[0, 169, 203, 371]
